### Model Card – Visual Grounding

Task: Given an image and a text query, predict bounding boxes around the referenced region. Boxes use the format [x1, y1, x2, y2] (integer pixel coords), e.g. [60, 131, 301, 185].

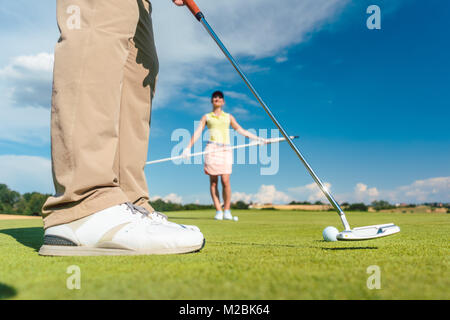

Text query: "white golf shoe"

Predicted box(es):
[39, 203, 205, 256]
[223, 210, 233, 220]
[214, 211, 223, 220]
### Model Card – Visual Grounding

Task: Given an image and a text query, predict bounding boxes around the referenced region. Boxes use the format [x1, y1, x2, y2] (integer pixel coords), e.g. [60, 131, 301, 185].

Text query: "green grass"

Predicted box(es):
[0, 210, 448, 300]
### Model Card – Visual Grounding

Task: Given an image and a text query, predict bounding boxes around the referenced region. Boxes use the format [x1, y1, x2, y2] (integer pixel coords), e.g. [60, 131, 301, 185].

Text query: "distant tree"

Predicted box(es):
[371, 200, 395, 211]
[231, 201, 249, 210]
[180, 203, 197, 210]
[25, 192, 48, 216]
[347, 203, 368, 211]
[314, 201, 324, 205]
[0, 184, 20, 213]
[150, 199, 183, 211]
[149, 199, 216, 211]
[183, 203, 214, 210]
[289, 201, 311, 205]
[15, 197, 30, 215]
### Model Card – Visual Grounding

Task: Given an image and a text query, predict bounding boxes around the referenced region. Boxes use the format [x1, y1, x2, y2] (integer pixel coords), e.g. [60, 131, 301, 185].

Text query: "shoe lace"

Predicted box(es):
[149, 211, 168, 222]
[125, 202, 168, 222]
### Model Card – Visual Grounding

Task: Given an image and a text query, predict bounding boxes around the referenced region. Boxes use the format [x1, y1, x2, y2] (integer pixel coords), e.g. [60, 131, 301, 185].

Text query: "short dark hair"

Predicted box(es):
[211, 90, 224, 100]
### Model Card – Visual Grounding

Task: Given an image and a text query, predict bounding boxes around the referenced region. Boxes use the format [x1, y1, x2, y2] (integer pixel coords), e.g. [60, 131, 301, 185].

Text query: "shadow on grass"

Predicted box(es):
[211, 241, 379, 251]
[210, 241, 305, 249]
[0, 227, 43, 252]
[0, 283, 17, 300]
[313, 241, 378, 250]
[322, 247, 378, 251]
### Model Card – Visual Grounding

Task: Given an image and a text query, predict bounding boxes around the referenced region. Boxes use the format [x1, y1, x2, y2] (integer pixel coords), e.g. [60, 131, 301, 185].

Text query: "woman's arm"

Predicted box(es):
[184, 115, 207, 153]
[230, 114, 266, 141]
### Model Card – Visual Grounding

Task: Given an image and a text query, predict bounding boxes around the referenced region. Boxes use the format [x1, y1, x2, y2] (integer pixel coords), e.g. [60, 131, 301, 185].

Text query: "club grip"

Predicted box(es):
[183, 0, 203, 20]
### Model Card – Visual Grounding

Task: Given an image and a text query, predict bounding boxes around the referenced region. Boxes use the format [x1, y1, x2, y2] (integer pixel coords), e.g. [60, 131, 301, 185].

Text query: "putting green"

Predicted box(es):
[0, 210, 448, 300]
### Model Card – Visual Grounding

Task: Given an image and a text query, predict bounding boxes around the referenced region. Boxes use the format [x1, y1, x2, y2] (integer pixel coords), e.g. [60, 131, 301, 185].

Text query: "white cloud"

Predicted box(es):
[187, 0, 347, 58]
[334, 178, 449, 204]
[0, 53, 54, 83]
[0, 52, 53, 109]
[381, 177, 450, 203]
[353, 183, 379, 203]
[232, 184, 291, 204]
[150, 193, 183, 204]
[231, 191, 254, 204]
[10, 53, 53, 74]
[0, 155, 53, 194]
[288, 182, 332, 202]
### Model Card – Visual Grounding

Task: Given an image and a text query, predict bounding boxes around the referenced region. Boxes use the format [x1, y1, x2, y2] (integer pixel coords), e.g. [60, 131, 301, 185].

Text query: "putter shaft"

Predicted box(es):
[197, 15, 350, 230]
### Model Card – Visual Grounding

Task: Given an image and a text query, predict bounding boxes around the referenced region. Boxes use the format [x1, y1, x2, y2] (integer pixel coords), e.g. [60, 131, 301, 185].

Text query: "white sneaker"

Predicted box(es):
[39, 203, 205, 256]
[223, 210, 233, 220]
[214, 211, 223, 220]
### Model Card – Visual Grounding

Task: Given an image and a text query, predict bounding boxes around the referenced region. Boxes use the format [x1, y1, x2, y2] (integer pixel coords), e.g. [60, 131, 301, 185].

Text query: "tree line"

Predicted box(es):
[0, 183, 447, 215]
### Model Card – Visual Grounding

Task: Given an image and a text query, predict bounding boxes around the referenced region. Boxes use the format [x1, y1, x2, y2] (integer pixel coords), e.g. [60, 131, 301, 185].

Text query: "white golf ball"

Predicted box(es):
[322, 226, 339, 242]
[233, 216, 238, 221]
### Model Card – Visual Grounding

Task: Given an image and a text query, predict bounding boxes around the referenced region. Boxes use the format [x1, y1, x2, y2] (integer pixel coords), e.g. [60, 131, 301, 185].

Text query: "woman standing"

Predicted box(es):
[184, 91, 266, 220]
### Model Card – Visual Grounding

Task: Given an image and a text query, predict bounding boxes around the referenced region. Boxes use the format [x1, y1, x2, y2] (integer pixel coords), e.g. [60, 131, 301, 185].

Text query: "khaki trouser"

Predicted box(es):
[42, 0, 158, 229]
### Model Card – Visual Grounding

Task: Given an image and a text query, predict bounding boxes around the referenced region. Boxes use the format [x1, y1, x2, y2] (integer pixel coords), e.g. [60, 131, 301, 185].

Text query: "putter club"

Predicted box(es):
[145, 136, 299, 166]
[181, 0, 400, 241]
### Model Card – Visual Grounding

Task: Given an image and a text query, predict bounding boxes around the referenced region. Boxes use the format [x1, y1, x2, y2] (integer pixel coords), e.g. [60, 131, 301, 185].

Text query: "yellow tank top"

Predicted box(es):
[206, 111, 230, 145]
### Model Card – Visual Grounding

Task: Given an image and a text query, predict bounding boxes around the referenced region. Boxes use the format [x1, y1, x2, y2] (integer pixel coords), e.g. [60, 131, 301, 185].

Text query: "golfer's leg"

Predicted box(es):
[42, 0, 140, 229]
[117, 0, 158, 212]
[221, 174, 231, 211]
[209, 175, 222, 211]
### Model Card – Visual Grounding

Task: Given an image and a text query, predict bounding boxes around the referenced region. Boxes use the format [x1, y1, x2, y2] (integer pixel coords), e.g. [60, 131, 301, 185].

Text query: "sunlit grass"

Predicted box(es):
[0, 210, 448, 299]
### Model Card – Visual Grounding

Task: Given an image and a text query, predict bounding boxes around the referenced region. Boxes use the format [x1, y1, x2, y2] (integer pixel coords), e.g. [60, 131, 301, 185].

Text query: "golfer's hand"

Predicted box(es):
[258, 138, 269, 144]
[172, 0, 185, 6]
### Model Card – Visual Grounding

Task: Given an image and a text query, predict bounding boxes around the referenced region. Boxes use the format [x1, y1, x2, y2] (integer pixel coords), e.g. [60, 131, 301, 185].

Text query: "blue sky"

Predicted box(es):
[0, 0, 448, 205]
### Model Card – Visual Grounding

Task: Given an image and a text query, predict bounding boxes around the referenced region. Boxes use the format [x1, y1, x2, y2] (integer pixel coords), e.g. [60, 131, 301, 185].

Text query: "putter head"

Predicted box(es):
[336, 223, 400, 241]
